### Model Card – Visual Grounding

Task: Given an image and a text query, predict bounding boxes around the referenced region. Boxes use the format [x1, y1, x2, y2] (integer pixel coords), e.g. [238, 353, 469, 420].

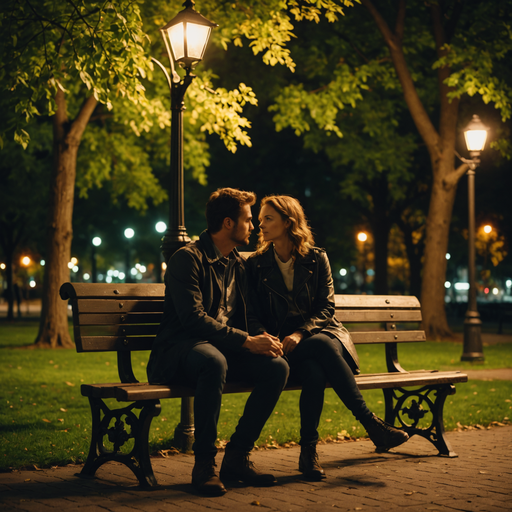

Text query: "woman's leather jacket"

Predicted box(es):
[246, 246, 359, 372]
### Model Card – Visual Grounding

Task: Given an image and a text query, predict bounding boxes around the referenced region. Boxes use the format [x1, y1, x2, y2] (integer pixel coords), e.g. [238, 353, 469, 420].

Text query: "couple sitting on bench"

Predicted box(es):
[147, 188, 408, 496]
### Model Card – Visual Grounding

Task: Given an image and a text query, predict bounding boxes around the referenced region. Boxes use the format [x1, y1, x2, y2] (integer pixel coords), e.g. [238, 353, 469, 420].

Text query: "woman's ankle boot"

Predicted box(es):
[298, 444, 326, 480]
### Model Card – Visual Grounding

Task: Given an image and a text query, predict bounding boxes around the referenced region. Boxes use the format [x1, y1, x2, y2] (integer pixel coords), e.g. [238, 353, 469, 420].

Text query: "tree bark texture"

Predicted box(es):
[35, 90, 97, 348]
[361, 0, 470, 338]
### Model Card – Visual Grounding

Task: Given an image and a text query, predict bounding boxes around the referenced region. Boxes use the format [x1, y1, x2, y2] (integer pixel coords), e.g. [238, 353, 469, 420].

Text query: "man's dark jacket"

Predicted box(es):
[147, 230, 262, 384]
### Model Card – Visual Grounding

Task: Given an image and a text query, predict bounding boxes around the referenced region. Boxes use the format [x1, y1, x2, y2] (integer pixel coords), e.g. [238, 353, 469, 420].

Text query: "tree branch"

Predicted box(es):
[444, 161, 469, 188]
[395, 0, 406, 42]
[69, 95, 98, 143]
[360, 0, 440, 159]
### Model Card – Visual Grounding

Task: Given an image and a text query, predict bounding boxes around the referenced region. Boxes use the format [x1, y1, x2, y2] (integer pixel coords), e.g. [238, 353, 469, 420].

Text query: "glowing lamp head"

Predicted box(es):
[357, 232, 368, 242]
[483, 225, 492, 234]
[463, 115, 488, 153]
[160, 1, 217, 72]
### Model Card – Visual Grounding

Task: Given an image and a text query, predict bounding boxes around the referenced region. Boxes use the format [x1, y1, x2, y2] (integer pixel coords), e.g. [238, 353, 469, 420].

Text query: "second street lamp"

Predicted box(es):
[460, 115, 488, 362]
[152, 0, 218, 262]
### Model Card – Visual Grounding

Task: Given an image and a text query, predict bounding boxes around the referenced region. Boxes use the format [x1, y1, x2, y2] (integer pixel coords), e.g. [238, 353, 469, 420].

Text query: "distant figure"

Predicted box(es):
[13, 282, 22, 318]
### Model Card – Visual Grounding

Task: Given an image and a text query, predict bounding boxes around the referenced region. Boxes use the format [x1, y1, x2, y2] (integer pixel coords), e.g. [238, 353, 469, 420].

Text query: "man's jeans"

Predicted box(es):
[178, 343, 289, 458]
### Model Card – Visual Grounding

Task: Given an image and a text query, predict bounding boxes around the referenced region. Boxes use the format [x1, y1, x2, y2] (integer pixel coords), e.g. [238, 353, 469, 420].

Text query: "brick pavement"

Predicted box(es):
[1, 426, 511, 512]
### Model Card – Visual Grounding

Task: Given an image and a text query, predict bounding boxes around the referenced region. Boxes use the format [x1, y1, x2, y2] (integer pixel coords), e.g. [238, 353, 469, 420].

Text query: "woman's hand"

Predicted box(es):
[282, 331, 304, 355]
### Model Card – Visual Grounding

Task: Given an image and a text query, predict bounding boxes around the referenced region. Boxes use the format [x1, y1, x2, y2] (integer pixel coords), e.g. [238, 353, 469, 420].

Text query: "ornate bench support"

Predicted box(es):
[80, 397, 162, 487]
[383, 384, 458, 458]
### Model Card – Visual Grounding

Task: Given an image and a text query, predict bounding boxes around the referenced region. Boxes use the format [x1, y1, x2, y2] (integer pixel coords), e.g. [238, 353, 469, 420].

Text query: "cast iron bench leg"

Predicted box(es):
[80, 397, 162, 487]
[383, 384, 458, 458]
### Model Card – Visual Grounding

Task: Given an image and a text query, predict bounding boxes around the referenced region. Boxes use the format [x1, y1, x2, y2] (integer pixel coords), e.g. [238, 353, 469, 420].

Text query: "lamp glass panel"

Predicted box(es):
[167, 23, 184, 61]
[464, 130, 488, 151]
[186, 23, 211, 60]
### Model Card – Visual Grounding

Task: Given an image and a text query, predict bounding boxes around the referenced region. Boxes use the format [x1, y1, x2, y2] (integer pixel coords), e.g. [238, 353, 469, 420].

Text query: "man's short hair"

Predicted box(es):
[206, 188, 256, 233]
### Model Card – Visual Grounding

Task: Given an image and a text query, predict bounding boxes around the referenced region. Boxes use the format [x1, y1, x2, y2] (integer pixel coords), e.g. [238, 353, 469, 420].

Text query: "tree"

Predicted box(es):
[266, 1, 512, 337]
[0, 0, 261, 347]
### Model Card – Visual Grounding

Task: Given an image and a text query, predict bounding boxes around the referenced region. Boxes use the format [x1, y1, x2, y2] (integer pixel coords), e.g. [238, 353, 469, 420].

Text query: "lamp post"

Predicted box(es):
[460, 115, 488, 362]
[92, 237, 102, 283]
[153, 0, 217, 263]
[152, 1, 217, 452]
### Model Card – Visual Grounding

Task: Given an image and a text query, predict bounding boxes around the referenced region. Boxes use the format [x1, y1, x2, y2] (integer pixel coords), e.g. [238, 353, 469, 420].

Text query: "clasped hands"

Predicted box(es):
[243, 331, 304, 357]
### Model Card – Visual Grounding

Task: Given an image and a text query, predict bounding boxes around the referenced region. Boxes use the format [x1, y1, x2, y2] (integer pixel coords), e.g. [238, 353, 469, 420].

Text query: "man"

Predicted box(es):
[147, 188, 289, 496]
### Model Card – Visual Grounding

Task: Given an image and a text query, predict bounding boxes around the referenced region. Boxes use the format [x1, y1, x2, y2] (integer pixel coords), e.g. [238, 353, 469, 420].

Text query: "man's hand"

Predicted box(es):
[243, 333, 283, 357]
[282, 331, 304, 355]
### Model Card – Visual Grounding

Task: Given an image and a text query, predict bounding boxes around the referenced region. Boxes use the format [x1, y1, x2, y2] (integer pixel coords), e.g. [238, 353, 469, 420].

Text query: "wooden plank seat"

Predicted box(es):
[60, 282, 468, 487]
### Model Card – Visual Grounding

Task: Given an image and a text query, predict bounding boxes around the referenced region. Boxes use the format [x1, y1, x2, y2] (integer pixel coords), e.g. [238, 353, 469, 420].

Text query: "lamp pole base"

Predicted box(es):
[461, 310, 485, 362]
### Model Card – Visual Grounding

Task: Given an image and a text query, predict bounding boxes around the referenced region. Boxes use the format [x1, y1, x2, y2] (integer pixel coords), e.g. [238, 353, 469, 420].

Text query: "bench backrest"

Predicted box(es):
[60, 282, 425, 381]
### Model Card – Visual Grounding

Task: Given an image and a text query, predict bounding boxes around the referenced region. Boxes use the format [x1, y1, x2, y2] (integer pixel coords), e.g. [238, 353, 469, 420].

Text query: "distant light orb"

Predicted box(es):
[21, 256, 31, 266]
[357, 232, 368, 242]
[72, 265, 79, 273]
[492, 287, 499, 295]
[446, 253, 451, 260]
[106, 276, 113, 283]
[67, 262, 74, 269]
[139, 265, 147, 273]
[445, 281, 451, 289]
[0, 263, 5, 270]
[29, 281, 36, 288]
[124, 228, 135, 239]
[71, 257, 78, 265]
[83, 273, 91, 281]
[339, 268, 347, 277]
[131, 268, 138, 276]
[92, 237, 102, 247]
[118, 272, 126, 280]
[507, 280, 512, 288]
[483, 225, 492, 234]
[40, 260, 45, 266]
[162, 262, 167, 271]
[155, 222, 167, 233]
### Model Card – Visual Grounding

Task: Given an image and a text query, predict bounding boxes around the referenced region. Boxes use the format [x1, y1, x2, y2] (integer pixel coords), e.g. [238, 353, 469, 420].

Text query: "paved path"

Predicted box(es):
[1, 426, 511, 512]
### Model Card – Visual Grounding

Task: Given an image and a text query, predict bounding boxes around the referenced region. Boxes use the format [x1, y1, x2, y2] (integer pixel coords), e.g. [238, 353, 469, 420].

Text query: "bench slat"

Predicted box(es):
[336, 310, 422, 323]
[335, 295, 420, 308]
[60, 282, 165, 299]
[80, 324, 159, 336]
[350, 330, 426, 343]
[77, 300, 164, 314]
[78, 313, 163, 325]
[89, 370, 467, 401]
[78, 336, 155, 353]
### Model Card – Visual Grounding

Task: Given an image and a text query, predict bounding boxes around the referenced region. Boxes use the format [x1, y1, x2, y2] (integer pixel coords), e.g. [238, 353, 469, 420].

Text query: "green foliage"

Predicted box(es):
[0, 0, 152, 147]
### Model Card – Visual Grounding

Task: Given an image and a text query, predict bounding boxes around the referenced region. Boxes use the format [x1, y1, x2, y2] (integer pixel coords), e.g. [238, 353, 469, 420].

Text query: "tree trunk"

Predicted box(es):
[368, 176, 390, 294]
[361, 0, 470, 338]
[420, 167, 458, 338]
[34, 90, 97, 348]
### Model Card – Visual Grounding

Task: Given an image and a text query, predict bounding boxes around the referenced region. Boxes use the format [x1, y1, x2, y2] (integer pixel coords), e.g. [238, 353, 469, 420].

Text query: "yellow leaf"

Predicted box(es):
[42, 419, 51, 423]
[60, 408, 67, 412]
[65, 382, 75, 387]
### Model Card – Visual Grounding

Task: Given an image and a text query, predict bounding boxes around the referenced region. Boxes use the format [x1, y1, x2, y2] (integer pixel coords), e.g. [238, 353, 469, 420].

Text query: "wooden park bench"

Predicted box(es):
[60, 282, 468, 487]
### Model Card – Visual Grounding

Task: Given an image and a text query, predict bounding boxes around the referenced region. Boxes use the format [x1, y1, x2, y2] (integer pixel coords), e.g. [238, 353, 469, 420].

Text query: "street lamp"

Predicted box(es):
[92, 237, 102, 283]
[460, 115, 488, 362]
[151, 2, 217, 452]
[152, 0, 218, 262]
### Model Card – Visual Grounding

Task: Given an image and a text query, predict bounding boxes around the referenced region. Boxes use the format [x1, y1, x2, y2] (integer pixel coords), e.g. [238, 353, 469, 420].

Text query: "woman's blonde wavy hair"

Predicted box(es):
[255, 195, 315, 258]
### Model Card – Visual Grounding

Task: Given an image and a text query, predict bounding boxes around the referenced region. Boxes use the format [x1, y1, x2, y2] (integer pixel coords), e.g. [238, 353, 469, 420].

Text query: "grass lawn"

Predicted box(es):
[1, 319, 511, 471]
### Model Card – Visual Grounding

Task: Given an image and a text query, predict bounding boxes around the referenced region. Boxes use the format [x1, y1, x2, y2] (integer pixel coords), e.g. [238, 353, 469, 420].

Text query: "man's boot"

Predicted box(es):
[192, 457, 227, 496]
[298, 444, 326, 480]
[220, 447, 276, 486]
[362, 413, 409, 452]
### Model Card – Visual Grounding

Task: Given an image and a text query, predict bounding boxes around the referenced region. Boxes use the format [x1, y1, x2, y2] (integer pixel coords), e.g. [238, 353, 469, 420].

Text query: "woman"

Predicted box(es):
[247, 195, 408, 480]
